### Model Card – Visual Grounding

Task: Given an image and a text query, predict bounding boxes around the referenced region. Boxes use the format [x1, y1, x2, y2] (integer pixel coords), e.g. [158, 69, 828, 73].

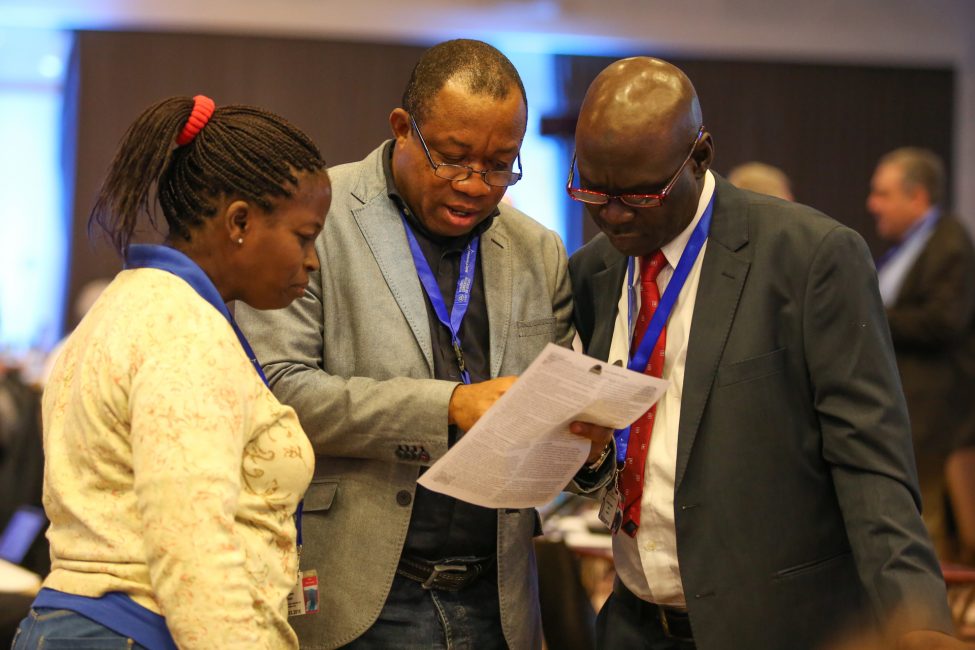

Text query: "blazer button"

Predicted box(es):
[396, 490, 412, 506]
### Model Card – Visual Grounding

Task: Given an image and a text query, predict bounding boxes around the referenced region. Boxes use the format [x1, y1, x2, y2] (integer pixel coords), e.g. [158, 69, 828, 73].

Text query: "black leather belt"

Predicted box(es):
[396, 555, 494, 591]
[613, 579, 694, 641]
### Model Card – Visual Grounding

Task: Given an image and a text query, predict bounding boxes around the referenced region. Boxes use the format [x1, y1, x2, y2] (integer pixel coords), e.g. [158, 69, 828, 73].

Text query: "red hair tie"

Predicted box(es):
[176, 95, 216, 146]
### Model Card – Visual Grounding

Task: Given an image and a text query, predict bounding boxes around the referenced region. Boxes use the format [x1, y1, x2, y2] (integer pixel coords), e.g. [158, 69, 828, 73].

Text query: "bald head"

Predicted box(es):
[571, 57, 712, 257]
[577, 57, 702, 156]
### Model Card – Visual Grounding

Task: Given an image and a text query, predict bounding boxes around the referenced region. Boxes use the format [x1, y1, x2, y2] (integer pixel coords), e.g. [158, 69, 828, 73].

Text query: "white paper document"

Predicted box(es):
[417, 343, 668, 508]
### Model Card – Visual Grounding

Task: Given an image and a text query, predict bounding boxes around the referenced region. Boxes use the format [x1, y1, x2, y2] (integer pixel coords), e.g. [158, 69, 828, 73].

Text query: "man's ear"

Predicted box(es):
[390, 108, 412, 143]
[223, 200, 251, 244]
[693, 133, 715, 177]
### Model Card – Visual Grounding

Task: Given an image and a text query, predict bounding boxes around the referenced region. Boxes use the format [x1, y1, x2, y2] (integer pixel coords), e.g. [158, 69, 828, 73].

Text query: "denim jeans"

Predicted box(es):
[12, 608, 148, 649]
[340, 573, 507, 650]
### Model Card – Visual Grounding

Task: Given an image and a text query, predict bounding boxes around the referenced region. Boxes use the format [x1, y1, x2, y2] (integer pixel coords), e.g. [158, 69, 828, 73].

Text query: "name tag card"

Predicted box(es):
[287, 569, 319, 617]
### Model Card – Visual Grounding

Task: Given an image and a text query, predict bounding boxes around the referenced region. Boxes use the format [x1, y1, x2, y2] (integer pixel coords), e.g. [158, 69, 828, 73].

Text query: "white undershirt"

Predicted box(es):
[609, 170, 715, 608]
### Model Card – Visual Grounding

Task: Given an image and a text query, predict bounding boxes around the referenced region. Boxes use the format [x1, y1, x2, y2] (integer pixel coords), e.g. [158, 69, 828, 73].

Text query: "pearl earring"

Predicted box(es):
[237, 238, 244, 245]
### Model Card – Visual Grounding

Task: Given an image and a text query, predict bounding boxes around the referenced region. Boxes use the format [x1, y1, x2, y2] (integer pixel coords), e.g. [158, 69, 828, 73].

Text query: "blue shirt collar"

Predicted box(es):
[124, 244, 231, 321]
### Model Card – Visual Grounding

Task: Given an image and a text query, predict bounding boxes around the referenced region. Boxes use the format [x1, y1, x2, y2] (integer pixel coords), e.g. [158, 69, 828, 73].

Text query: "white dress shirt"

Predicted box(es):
[609, 170, 715, 608]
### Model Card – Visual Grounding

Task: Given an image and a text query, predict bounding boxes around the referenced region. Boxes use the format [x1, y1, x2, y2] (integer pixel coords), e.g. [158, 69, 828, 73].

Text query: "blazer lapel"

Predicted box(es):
[481, 221, 512, 378]
[675, 178, 751, 489]
[588, 244, 628, 361]
[349, 158, 435, 374]
[893, 213, 947, 305]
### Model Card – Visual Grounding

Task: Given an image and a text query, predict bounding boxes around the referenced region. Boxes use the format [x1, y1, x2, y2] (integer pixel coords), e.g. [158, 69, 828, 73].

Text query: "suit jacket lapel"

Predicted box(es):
[588, 241, 628, 361]
[349, 151, 435, 374]
[675, 177, 751, 489]
[893, 213, 948, 305]
[481, 221, 512, 378]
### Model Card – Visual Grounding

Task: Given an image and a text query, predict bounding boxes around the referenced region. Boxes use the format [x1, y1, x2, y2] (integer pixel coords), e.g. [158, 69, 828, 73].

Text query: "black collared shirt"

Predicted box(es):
[383, 141, 499, 560]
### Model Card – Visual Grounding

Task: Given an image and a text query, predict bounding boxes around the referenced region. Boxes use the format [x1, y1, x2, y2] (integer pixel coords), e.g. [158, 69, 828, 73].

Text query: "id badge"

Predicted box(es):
[287, 569, 320, 617]
[598, 484, 623, 534]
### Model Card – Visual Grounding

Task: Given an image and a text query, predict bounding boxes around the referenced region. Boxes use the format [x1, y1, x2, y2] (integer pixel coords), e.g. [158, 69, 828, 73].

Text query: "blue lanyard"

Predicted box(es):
[614, 196, 715, 464]
[400, 212, 480, 385]
[124, 244, 301, 546]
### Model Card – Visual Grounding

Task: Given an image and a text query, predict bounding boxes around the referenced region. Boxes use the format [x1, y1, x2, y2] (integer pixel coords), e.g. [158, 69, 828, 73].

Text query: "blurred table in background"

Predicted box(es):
[0, 558, 39, 646]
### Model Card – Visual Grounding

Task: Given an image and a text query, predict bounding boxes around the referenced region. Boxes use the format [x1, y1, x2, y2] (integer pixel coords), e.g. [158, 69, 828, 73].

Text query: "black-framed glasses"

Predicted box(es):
[566, 125, 705, 208]
[410, 114, 522, 188]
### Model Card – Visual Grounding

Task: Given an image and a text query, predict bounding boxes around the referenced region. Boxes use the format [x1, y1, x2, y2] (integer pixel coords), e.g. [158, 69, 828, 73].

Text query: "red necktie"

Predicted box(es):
[619, 250, 667, 537]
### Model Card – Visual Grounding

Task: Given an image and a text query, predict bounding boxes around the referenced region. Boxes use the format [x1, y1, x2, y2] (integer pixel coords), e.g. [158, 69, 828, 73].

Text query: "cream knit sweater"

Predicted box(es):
[41, 268, 313, 649]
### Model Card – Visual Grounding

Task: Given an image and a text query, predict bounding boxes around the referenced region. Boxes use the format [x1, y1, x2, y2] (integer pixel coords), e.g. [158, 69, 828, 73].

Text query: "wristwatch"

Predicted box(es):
[585, 440, 614, 472]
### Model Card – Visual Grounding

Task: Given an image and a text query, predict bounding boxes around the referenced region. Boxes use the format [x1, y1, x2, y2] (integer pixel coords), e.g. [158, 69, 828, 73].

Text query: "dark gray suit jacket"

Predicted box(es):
[237, 143, 572, 649]
[569, 175, 952, 650]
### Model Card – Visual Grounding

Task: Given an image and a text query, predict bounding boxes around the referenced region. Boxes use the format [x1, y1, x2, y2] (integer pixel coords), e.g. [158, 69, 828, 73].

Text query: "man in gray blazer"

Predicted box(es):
[568, 57, 958, 650]
[237, 39, 611, 649]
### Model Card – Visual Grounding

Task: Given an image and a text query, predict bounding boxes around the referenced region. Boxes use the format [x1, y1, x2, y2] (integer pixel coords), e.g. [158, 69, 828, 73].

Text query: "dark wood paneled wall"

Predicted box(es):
[555, 55, 954, 253]
[63, 34, 955, 330]
[63, 30, 427, 331]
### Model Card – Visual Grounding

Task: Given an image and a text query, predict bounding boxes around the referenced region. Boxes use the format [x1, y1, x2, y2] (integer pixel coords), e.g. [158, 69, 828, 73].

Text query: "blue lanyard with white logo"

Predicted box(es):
[614, 195, 714, 464]
[124, 244, 302, 546]
[400, 212, 480, 385]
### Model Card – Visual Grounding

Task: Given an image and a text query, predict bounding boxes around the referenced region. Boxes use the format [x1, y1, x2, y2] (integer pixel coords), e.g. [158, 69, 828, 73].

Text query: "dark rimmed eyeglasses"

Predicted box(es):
[566, 125, 706, 208]
[410, 114, 523, 188]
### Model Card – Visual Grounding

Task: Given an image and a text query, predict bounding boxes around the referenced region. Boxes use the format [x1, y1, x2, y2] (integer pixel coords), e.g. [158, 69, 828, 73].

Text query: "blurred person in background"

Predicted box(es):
[868, 147, 975, 563]
[727, 161, 794, 201]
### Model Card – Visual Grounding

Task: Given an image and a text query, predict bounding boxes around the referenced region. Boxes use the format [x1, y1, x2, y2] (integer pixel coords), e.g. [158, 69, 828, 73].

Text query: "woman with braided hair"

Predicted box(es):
[12, 95, 331, 649]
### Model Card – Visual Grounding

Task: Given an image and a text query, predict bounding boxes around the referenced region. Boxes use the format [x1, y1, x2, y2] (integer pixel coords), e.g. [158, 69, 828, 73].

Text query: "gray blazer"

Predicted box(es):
[570, 175, 953, 650]
[236, 143, 572, 649]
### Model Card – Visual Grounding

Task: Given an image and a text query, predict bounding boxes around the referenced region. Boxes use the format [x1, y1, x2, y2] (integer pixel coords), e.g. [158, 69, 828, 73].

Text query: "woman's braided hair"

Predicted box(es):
[90, 96, 326, 255]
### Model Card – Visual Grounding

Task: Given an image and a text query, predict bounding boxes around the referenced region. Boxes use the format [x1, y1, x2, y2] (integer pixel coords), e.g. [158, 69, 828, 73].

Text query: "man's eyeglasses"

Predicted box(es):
[566, 125, 705, 208]
[410, 114, 522, 188]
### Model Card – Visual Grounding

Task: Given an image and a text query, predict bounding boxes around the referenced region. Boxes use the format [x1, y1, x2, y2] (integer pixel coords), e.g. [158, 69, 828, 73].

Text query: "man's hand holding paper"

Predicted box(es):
[418, 343, 667, 508]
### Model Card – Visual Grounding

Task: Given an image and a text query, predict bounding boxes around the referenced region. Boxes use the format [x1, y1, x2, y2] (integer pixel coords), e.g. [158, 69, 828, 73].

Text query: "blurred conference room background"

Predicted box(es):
[2, 2, 975, 644]
[0, 0, 973, 360]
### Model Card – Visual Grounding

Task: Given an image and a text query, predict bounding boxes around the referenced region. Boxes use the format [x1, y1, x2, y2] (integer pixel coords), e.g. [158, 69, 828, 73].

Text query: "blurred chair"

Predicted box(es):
[535, 537, 597, 650]
[947, 448, 975, 565]
[942, 563, 975, 641]
[0, 369, 46, 647]
[944, 448, 975, 642]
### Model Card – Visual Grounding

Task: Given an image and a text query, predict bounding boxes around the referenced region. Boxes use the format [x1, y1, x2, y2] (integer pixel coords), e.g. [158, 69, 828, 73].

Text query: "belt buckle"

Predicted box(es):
[421, 563, 468, 590]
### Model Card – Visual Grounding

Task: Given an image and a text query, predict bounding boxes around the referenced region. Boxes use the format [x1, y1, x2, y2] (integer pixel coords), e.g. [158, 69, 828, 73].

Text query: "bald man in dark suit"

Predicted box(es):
[568, 57, 958, 650]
